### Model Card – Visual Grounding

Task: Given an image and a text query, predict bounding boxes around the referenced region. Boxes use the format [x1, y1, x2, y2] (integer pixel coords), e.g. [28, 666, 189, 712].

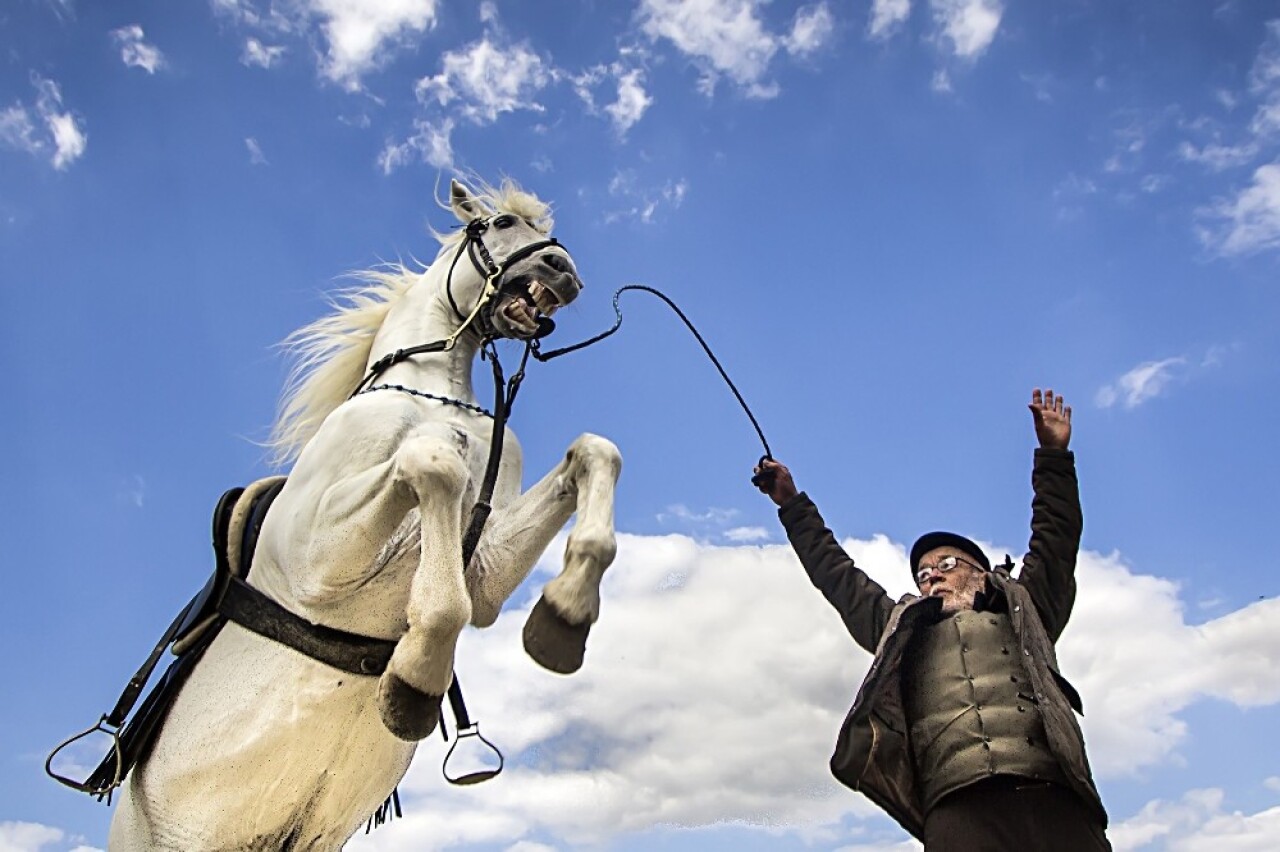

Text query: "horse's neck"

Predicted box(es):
[370, 281, 482, 403]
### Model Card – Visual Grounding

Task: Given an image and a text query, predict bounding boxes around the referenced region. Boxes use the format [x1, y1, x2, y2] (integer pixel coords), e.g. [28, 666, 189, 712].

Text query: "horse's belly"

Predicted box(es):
[115, 624, 415, 850]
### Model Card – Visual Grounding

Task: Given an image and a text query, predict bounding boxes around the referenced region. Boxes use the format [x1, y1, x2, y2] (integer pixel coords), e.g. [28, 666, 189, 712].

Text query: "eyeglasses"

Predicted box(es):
[915, 554, 984, 584]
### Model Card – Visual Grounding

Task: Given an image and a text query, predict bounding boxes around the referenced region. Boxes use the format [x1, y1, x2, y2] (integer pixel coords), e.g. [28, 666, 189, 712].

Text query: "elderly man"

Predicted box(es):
[754, 389, 1110, 851]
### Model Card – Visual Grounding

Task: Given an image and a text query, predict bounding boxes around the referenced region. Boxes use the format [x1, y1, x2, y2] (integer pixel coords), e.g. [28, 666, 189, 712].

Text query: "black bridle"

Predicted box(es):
[350, 216, 566, 399]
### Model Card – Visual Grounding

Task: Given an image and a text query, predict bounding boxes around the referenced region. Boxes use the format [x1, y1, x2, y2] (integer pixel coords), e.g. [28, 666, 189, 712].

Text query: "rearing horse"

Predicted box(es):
[110, 179, 622, 850]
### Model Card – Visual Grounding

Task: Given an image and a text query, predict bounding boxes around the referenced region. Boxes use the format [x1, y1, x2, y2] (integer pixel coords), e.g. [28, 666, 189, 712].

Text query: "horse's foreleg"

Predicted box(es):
[377, 434, 471, 742]
[471, 433, 621, 674]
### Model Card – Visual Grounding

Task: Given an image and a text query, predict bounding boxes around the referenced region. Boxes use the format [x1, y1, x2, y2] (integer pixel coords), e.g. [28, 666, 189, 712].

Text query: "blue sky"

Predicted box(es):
[4, 0, 1280, 849]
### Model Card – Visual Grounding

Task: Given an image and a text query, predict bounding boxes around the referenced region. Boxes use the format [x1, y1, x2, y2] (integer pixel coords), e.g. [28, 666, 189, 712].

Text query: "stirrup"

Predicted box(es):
[442, 722, 504, 785]
[45, 715, 122, 801]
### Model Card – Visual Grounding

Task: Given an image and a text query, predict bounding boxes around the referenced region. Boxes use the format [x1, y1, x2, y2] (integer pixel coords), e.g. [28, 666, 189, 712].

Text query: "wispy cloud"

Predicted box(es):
[0, 74, 86, 170]
[378, 117, 454, 174]
[655, 503, 738, 526]
[930, 0, 1003, 60]
[868, 0, 911, 40]
[245, 137, 268, 165]
[1095, 357, 1187, 410]
[724, 525, 770, 543]
[571, 53, 655, 137]
[604, 170, 689, 224]
[0, 819, 102, 852]
[110, 24, 165, 73]
[783, 4, 835, 57]
[415, 37, 550, 124]
[640, 0, 831, 98]
[1199, 161, 1280, 256]
[241, 37, 286, 69]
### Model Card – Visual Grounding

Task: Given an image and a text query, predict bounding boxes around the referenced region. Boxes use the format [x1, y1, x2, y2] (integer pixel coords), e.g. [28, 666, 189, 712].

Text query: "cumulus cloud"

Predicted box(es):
[310, 0, 439, 90]
[335, 530, 1279, 850]
[869, 0, 911, 40]
[1199, 161, 1280, 256]
[110, 24, 165, 73]
[415, 37, 550, 124]
[1110, 788, 1280, 851]
[0, 74, 86, 170]
[241, 37, 286, 69]
[0, 820, 102, 852]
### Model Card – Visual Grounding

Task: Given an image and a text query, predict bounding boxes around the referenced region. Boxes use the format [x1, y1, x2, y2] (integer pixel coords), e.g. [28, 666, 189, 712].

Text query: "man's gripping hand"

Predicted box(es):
[754, 458, 799, 507]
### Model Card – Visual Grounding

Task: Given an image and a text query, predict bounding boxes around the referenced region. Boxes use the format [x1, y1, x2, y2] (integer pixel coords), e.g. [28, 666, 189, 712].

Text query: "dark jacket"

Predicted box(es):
[778, 448, 1105, 840]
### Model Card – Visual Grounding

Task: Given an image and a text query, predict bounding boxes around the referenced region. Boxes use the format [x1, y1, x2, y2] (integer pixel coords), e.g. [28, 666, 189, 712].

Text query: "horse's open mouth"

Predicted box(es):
[493, 277, 567, 338]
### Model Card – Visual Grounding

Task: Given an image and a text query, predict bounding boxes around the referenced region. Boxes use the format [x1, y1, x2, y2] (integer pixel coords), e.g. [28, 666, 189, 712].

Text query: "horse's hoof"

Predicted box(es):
[377, 673, 442, 741]
[522, 595, 590, 675]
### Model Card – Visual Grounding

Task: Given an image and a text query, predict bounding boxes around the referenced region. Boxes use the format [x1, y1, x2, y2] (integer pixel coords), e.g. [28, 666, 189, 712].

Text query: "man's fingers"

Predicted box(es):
[1064, 405, 1072, 422]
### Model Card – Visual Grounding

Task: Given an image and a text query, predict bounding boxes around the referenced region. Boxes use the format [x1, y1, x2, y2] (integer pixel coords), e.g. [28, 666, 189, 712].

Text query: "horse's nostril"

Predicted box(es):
[543, 254, 571, 274]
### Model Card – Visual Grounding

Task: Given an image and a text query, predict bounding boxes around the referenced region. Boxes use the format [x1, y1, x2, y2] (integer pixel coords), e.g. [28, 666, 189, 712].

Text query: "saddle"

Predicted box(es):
[48, 476, 499, 815]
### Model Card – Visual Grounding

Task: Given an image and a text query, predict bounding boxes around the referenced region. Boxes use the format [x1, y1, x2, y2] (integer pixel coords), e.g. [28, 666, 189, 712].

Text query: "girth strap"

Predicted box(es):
[218, 577, 395, 676]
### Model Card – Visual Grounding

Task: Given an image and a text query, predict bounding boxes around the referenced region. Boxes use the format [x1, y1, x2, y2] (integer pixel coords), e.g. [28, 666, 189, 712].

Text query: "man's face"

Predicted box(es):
[915, 546, 987, 614]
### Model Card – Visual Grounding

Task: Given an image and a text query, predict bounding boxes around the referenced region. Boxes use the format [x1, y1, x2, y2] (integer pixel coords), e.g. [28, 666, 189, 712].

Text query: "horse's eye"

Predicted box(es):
[493, 214, 517, 229]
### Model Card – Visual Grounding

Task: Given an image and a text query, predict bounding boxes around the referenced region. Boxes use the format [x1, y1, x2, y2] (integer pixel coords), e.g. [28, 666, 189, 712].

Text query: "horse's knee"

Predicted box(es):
[394, 435, 468, 503]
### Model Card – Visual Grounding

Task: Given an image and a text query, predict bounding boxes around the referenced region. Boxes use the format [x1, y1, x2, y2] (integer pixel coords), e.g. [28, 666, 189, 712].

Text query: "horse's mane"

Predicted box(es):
[267, 177, 553, 467]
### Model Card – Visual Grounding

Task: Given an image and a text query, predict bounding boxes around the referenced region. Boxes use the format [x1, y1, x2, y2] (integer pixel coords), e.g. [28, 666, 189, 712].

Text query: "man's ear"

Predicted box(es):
[451, 179, 488, 222]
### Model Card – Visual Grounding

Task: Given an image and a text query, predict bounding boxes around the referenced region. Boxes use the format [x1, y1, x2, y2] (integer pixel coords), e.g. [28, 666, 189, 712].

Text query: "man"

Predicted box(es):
[754, 389, 1110, 851]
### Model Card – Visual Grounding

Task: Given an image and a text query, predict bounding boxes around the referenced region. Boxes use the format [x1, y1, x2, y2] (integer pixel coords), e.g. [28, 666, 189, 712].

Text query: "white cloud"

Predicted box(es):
[784, 4, 835, 57]
[0, 106, 40, 156]
[869, 0, 911, 40]
[639, 0, 780, 97]
[724, 525, 770, 543]
[1177, 139, 1259, 171]
[930, 0, 1003, 60]
[1095, 357, 1187, 410]
[1199, 162, 1280, 256]
[605, 68, 653, 136]
[310, 0, 440, 90]
[930, 68, 952, 93]
[245, 137, 268, 165]
[603, 171, 689, 224]
[3, 75, 87, 170]
[110, 24, 165, 73]
[1110, 788, 1280, 852]
[0, 821, 63, 852]
[241, 37, 286, 69]
[415, 37, 550, 124]
[378, 117, 454, 174]
[337, 532, 1280, 850]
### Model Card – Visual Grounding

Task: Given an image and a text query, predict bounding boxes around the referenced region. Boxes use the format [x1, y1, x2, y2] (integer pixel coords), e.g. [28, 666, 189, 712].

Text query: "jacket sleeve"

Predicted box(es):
[1016, 448, 1083, 643]
[778, 492, 895, 654]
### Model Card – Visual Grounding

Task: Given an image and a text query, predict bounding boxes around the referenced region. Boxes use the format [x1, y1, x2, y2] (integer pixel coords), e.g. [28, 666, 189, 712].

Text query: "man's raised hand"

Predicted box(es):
[1029, 388, 1072, 450]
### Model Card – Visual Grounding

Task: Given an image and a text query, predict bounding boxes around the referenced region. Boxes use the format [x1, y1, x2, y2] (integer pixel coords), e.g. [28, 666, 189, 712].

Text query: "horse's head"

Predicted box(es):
[448, 179, 583, 342]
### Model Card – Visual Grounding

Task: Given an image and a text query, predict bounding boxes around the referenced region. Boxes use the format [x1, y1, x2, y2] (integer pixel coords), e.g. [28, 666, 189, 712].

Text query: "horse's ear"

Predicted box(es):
[450, 179, 487, 222]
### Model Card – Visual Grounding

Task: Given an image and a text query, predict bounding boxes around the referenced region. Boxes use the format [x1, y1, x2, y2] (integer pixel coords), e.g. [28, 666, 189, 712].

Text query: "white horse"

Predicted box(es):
[109, 179, 622, 850]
